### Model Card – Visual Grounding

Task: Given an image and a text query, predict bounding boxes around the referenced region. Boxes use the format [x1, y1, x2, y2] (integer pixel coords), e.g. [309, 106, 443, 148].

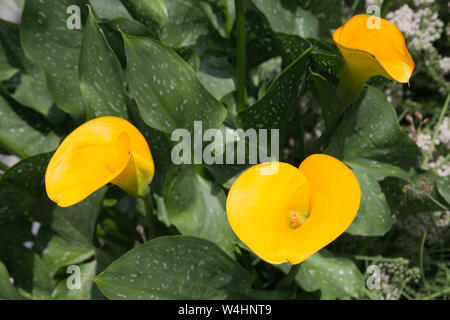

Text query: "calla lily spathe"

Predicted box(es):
[226, 154, 361, 265]
[45, 116, 154, 207]
[333, 14, 415, 105]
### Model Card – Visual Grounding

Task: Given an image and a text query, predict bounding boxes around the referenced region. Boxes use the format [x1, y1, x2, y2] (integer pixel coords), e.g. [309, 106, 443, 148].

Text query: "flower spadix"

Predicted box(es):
[226, 154, 361, 265]
[333, 14, 414, 106]
[45, 116, 154, 207]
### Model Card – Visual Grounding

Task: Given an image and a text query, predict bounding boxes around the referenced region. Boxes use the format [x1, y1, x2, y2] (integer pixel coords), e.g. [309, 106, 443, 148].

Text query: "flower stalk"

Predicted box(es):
[277, 264, 301, 289]
[143, 191, 158, 240]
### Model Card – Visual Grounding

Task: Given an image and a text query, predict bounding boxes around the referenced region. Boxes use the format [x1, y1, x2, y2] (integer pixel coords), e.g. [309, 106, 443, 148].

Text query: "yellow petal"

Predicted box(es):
[226, 155, 361, 265]
[333, 14, 414, 83]
[45, 116, 154, 207]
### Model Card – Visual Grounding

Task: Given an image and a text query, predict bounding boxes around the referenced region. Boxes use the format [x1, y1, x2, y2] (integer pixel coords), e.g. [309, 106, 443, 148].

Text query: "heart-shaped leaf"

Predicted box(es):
[93, 236, 251, 299]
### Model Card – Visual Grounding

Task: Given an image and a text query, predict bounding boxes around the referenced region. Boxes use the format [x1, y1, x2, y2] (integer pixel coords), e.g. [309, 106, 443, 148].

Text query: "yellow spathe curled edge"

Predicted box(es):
[226, 154, 361, 265]
[333, 14, 415, 105]
[45, 116, 154, 207]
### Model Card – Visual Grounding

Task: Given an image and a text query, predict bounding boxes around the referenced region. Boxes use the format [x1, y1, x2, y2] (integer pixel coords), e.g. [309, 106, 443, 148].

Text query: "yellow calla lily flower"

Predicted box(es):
[45, 116, 154, 207]
[333, 14, 415, 105]
[226, 154, 361, 265]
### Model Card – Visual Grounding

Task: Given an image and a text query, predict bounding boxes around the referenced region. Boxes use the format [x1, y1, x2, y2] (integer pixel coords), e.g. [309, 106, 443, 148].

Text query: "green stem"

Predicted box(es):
[277, 264, 300, 289]
[419, 231, 428, 293]
[311, 103, 347, 153]
[421, 91, 450, 169]
[422, 286, 450, 300]
[235, 0, 246, 112]
[143, 192, 158, 240]
[295, 107, 307, 160]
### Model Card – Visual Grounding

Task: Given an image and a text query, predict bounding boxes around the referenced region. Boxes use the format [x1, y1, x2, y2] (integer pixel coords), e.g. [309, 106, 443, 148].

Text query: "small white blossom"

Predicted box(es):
[439, 57, 450, 74]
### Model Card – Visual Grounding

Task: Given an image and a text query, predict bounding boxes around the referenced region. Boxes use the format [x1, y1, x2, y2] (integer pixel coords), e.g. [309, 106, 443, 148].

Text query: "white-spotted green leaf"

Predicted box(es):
[238, 46, 312, 136]
[90, 0, 131, 20]
[0, 154, 51, 224]
[251, 0, 319, 38]
[280, 251, 363, 300]
[122, 33, 227, 133]
[198, 56, 236, 101]
[79, 12, 129, 119]
[120, 0, 167, 30]
[93, 236, 251, 299]
[163, 165, 237, 255]
[0, 95, 59, 158]
[0, 19, 54, 118]
[161, 0, 211, 48]
[21, 0, 87, 120]
[324, 86, 422, 236]
[32, 188, 107, 275]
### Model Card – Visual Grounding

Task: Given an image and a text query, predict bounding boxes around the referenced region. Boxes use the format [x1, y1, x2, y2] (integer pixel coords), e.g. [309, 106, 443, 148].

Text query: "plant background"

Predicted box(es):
[0, 0, 448, 300]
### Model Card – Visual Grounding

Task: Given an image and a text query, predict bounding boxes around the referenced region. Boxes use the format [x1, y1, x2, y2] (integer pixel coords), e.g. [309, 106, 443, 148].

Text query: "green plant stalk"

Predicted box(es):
[421, 91, 450, 169]
[422, 286, 450, 300]
[419, 231, 429, 294]
[277, 264, 300, 289]
[143, 191, 158, 240]
[235, 0, 246, 112]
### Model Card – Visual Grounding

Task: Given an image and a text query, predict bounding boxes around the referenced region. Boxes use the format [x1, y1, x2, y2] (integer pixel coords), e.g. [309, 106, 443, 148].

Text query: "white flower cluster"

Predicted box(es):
[439, 57, 450, 74]
[410, 117, 450, 177]
[372, 258, 421, 300]
[437, 116, 450, 149]
[387, 5, 444, 51]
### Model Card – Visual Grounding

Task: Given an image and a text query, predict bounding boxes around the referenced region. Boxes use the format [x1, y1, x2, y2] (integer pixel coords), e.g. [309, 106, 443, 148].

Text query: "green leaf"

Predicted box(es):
[346, 168, 392, 236]
[21, 0, 87, 120]
[79, 12, 129, 119]
[122, 33, 227, 133]
[90, 0, 131, 20]
[327, 87, 421, 170]
[99, 17, 158, 67]
[93, 236, 251, 299]
[251, 0, 319, 38]
[0, 39, 18, 81]
[161, 0, 217, 50]
[245, 6, 279, 68]
[120, 0, 167, 30]
[0, 154, 51, 224]
[51, 260, 102, 300]
[303, 0, 343, 37]
[0, 95, 59, 158]
[163, 165, 237, 255]
[280, 251, 363, 300]
[0, 261, 22, 300]
[0, 20, 55, 119]
[32, 188, 107, 275]
[0, 231, 53, 299]
[12, 64, 54, 119]
[238, 46, 312, 138]
[198, 56, 236, 101]
[324, 86, 422, 236]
